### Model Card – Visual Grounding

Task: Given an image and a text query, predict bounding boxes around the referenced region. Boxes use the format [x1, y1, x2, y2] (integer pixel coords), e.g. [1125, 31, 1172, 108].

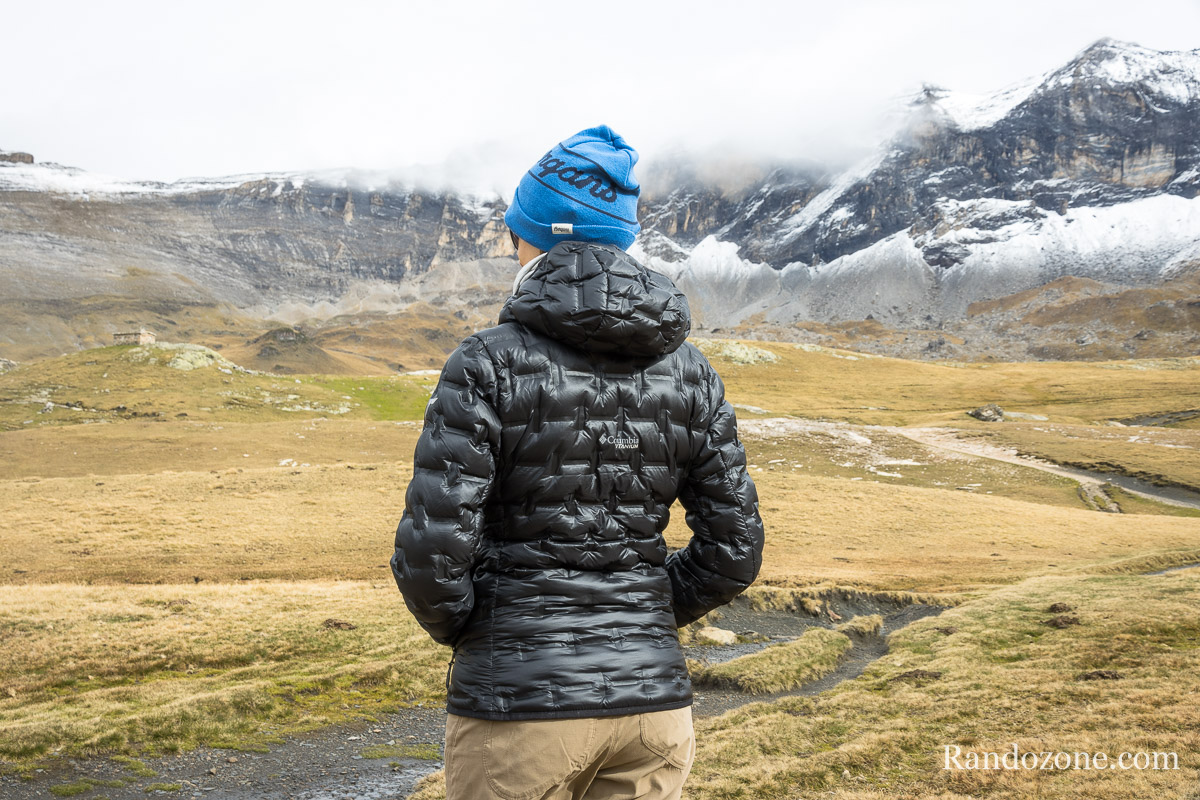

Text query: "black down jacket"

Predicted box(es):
[391, 240, 765, 721]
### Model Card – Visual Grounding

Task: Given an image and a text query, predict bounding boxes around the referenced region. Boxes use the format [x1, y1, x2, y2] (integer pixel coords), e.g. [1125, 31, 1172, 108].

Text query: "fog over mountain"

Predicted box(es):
[2, 39, 1198, 366]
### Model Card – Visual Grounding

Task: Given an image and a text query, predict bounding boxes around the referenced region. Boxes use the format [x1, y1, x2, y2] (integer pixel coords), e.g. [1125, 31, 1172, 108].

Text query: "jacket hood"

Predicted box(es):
[498, 241, 692, 358]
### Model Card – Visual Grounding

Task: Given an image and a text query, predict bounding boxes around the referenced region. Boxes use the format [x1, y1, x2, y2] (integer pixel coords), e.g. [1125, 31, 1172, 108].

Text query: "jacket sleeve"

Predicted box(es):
[391, 335, 501, 646]
[666, 360, 765, 628]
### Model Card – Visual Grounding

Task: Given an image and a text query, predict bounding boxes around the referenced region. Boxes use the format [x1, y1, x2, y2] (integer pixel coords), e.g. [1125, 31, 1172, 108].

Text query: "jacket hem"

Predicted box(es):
[446, 695, 693, 721]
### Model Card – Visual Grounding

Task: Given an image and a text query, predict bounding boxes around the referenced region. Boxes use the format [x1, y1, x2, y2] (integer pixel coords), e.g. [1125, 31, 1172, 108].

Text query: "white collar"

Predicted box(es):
[511, 253, 546, 297]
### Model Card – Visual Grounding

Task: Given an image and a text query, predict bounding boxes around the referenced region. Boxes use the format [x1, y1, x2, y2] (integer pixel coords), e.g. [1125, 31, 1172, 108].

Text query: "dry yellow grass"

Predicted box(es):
[3, 445, 1198, 591]
[0, 344, 436, 432]
[693, 337, 1200, 427]
[690, 628, 852, 694]
[740, 469, 1200, 592]
[0, 418, 422, 481]
[6, 339, 1199, 433]
[743, 586, 954, 614]
[0, 581, 445, 765]
[837, 614, 884, 637]
[0, 459, 410, 585]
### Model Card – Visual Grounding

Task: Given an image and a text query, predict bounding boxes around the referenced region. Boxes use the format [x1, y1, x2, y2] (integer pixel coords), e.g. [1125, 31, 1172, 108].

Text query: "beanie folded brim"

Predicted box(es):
[505, 186, 639, 253]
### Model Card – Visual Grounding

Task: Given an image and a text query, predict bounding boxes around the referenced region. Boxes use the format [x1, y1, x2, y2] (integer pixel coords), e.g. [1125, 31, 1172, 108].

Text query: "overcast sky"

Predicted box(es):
[3, 0, 1198, 192]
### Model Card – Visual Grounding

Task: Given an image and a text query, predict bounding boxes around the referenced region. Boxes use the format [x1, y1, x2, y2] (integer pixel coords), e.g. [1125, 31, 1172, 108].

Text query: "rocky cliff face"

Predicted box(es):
[0, 170, 513, 306]
[635, 39, 1200, 335]
[635, 158, 826, 261]
[637, 40, 1199, 271]
[766, 39, 1198, 268]
[180, 179, 515, 295]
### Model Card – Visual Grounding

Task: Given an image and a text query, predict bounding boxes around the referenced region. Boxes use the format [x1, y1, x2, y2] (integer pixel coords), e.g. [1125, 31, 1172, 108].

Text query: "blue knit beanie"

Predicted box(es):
[504, 125, 641, 252]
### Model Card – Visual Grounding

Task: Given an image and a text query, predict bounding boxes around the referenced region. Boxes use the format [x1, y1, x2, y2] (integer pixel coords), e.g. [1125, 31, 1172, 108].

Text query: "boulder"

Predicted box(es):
[967, 403, 1004, 422]
[695, 626, 738, 645]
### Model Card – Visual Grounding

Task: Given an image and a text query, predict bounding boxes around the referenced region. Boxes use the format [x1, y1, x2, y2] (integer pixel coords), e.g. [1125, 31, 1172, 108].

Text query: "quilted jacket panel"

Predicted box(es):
[392, 241, 765, 720]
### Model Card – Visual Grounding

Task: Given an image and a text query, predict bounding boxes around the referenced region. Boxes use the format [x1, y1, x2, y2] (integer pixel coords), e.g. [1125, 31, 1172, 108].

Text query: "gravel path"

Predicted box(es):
[891, 426, 1200, 510]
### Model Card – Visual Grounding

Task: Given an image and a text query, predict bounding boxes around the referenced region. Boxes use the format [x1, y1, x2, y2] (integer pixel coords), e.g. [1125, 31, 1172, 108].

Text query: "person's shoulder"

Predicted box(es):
[674, 339, 704, 360]
[466, 321, 526, 352]
[444, 323, 513, 352]
[671, 339, 715, 375]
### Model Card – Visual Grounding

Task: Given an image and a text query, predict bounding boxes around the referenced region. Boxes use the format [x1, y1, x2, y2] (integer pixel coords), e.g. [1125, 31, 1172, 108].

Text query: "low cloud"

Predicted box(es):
[2, 1, 1197, 189]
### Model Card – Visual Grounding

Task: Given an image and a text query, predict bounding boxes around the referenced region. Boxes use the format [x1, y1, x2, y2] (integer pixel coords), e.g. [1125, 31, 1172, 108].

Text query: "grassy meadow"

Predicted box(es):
[1, 337, 1199, 798]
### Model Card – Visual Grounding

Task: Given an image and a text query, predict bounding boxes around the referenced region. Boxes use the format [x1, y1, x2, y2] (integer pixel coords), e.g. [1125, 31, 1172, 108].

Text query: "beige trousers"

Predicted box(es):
[444, 706, 696, 800]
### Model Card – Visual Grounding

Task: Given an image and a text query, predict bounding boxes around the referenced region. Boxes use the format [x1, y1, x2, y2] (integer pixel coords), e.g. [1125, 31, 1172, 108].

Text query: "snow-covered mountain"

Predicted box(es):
[1, 38, 1197, 363]
[637, 39, 1200, 332]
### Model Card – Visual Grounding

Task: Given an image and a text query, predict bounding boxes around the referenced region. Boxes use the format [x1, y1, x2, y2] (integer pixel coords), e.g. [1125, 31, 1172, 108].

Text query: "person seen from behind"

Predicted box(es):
[391, 124, 766, 800]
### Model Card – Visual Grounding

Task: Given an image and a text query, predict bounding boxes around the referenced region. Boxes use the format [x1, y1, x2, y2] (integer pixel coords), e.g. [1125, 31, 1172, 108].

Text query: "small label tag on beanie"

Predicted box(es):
[552, 223, 573, 235]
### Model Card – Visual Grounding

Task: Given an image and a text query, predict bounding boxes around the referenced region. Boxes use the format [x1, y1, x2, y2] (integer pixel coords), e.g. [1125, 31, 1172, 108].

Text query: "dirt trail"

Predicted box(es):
[890, 426, 1200, 511]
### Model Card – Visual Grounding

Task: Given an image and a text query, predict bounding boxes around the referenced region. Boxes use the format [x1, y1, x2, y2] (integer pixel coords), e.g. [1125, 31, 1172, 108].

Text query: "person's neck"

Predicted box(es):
[511, 252, 546, 296]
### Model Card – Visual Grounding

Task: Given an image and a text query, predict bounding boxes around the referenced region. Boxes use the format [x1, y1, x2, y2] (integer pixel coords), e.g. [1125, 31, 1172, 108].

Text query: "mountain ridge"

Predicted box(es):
[2, 38, 1198, 366]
